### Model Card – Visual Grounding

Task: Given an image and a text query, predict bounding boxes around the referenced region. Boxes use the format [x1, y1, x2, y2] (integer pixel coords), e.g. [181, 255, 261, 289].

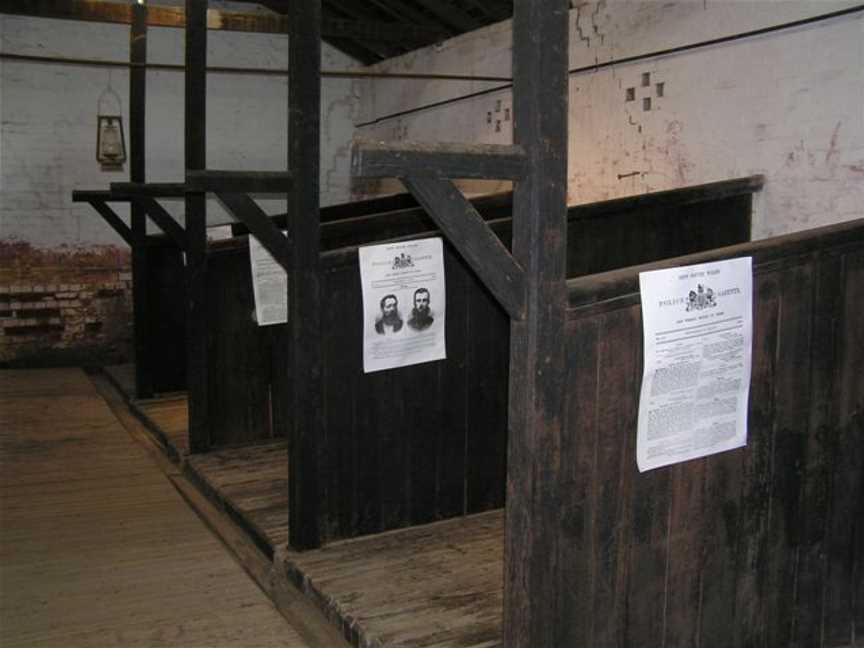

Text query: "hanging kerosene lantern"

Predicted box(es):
[96, 73, 126, 170]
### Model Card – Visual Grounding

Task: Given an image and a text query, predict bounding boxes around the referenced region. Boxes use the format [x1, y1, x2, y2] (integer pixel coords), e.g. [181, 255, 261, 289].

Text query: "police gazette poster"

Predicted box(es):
[249, 232, 288, 326]
[636, 257, 753, 472]
[358, 237, 446, 373]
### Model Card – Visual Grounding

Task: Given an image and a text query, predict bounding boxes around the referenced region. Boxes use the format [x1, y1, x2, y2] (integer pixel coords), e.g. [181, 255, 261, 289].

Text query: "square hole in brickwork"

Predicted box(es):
[643, 97, 652, 111]
[642, 72, 651, 87]
[656, 82, 665, 97]
[626, 87, 635, 102]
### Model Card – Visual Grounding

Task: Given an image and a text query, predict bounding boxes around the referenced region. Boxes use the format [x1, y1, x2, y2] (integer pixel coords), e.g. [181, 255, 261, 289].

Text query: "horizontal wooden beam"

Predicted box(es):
[141, 198, 187, 251]
[353, 140, 527, 181]
[86, 200, 133, 246]
[402, 176, 526, 320]
[0, 0, 443, 42]
[110, 182, 187, 198]
[186, 170, 293, 194]
[72, 189, 130, 202]
[216, 193, 290, 272]
[573, 174, 766, 220]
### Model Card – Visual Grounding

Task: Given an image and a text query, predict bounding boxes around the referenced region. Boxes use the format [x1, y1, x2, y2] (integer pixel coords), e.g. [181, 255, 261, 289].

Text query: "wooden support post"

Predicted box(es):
[185, 0, 209, 453]
[504, 1, 570, 646]
[287, 0, 324, 551]
[129, 3, 153, 400]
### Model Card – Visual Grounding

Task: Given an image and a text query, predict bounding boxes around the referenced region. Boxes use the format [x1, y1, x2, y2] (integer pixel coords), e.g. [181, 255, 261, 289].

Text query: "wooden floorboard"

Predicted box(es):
[105, 370, 505, 647]
[283, 511, 504, 648]
[0, 368, 312, 648]
[136, 395, 190, 456]
[186, 441, 290, 555]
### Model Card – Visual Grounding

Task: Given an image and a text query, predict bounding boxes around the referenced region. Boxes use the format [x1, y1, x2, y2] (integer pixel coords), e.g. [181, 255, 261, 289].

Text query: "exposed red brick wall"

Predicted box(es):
[0, 241, 133, 367]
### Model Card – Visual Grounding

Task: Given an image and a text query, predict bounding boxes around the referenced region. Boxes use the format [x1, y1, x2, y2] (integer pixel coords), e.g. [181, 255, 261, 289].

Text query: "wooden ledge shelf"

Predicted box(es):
[352, 139, 527, 180]
[186, 170, 294, 193]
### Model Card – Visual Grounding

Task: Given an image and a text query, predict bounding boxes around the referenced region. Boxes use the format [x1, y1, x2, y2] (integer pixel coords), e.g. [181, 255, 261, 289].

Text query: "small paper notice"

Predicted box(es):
[637, 256, 753, 472]
[359, 237, 446, 373]
[249, 232, 288, 326]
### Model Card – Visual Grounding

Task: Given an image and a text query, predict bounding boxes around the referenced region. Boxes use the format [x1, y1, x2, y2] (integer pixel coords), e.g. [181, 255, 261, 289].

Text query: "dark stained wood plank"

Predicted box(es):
[110, 182, 188, 197]
[87, 200, 133, 246]
[140, 198, 187, 251]
[570, 175, 764, 220]
[129, 4, 151, 401]
[144, 239, 187, 394]
[185, 0, 209, 454]
[465, 265, 509, 513]
[436, 248, 470, 520]
[353, 139, 527, 181]
[189, 170, 293, 194]
[205, 248, 274, 447]
[320, 265, 361, 539]
[823, 248, 864, 645]
[401, 176, 526, 320]
[793, 253, 843, 647]
[731, 268, 780, 646]
[504, 1, 570, 646]
[216, 193, 290, 271]
[761, 262, 815, 645]
[287, 0, 324, 551]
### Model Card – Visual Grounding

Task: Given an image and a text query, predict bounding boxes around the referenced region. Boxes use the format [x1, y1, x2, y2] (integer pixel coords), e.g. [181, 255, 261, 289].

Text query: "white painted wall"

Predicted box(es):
[0, 15, 360, 250]
[355, 2, 864, 240]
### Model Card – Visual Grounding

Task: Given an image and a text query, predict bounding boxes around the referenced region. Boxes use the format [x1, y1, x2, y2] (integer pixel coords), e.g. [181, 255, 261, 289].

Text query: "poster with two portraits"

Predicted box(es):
[358, 237, 446, 373]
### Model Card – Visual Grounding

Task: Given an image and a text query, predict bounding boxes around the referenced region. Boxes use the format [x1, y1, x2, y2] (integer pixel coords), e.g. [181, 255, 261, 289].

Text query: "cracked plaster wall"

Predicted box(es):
[0, 15, 359, 363]
[354, 1, 864, 240]
[0, 15, 359, 251]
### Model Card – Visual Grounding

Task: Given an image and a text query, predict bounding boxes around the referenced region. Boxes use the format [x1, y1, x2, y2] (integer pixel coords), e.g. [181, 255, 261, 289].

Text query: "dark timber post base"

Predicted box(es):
[185, 0, 208, 453]
[504, 1, 570, 646]
[287, 0, 324, 551]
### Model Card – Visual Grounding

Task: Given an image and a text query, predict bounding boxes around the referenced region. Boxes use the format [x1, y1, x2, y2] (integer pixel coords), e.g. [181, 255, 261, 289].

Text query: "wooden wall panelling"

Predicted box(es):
[205, 248, 274, 446]
[435, 246, 470, 521]
[144, 239, 186, 393]
[321, 264, 362, 538]
[465, 268, 509, 513]
[556, 223, 864, 644]
[823, 247, 864, 644]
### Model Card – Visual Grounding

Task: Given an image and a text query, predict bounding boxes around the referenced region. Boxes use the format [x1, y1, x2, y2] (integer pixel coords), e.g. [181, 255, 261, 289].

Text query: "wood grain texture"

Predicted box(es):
[0, 368, 311, 647]
[284, 511, 504, 648]
[547, 222, 864, 646]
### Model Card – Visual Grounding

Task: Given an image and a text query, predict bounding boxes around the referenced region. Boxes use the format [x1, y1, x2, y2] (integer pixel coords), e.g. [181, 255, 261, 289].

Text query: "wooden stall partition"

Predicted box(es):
[527, 218, 864, 646]
[204, 242, 284, 447]
[316, 240, 509, 543]
[143, 237, 186, 393]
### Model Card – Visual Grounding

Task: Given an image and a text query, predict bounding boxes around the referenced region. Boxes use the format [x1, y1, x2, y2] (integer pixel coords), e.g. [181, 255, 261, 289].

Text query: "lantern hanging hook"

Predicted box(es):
[97, 69, 123, 116]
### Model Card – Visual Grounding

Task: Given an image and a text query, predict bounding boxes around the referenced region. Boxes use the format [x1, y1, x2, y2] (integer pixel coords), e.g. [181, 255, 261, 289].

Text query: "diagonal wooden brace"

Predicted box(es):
[401, 176, 526, 321]
[141, 197, 187, 250]
[87, 200, 133, 246]
[216, 192, 290, 272]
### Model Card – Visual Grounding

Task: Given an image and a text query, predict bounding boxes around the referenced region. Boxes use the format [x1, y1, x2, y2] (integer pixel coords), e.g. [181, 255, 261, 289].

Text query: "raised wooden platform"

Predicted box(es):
[187, 441, 290, 556]
[102, 367, 505, 647]
[285, 511, 504, 648]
